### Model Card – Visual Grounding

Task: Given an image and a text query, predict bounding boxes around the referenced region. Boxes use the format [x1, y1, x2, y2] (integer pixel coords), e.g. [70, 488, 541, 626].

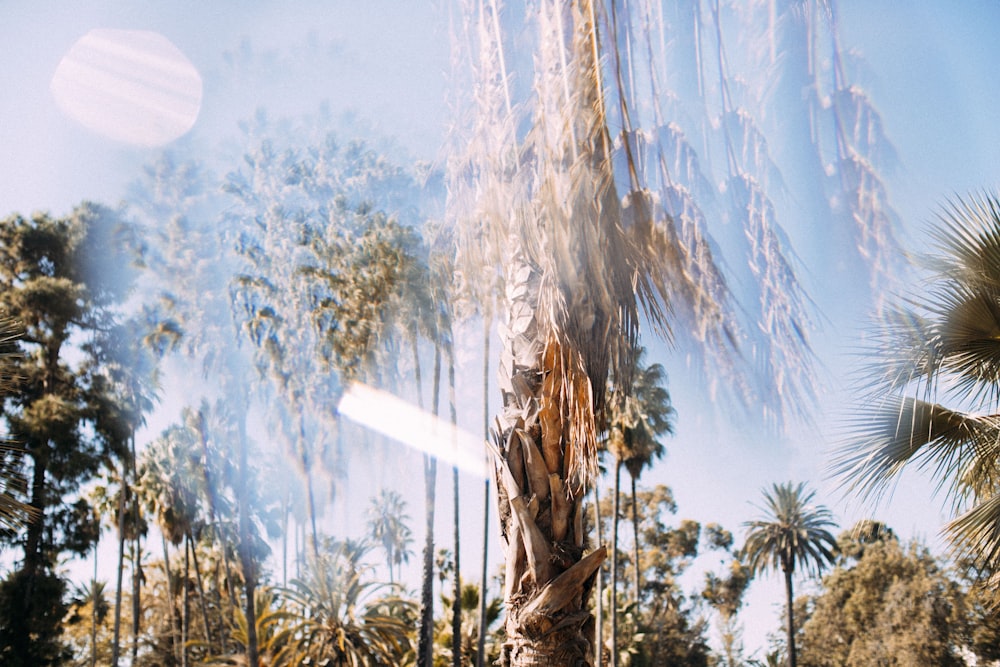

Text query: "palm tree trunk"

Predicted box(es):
[784, 567, 796, 667]
[494, 253, 605, 667]
[161, 534, 180, 666]
[130, 434, 141, 666]
[417, 340, 442, 667]
[131, 531, 141, 665]
[476, 315, 491, 667]
[630, 474, 640, 603]
[594, 485, 603, 667]
[187, 529, 215, 649]
[610, 462, 621, 667]
[111, 470, 127, 667]
[91, 543, 99, 667]
[450, 336, 462, 667]
[236, 405, 259, 667]
[182, 534, 190, 667]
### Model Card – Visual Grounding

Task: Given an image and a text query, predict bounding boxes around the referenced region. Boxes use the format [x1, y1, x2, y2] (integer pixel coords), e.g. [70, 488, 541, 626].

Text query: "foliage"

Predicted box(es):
[433, 582, 503, 667]
[796, 524, 970, 666]
[593, 484, 712, 666]
[282, 539, 417, 666]
[0, 568, 71, 666]
[367, 489, 414, 585]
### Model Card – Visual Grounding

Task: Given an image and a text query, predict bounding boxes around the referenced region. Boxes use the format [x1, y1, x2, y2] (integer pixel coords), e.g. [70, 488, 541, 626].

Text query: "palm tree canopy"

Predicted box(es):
[837, 192, 1000, 572]
[606, 347, 675, 479]
[742, 482, 838, 577]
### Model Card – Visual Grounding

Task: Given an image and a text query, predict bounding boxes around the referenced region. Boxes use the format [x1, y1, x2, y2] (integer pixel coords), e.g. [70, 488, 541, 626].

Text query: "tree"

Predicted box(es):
[741, 482, 837, 667]
[0, 204, 136, 666]
[796, 522, 968, 666]
[837, 191, 1000, 585]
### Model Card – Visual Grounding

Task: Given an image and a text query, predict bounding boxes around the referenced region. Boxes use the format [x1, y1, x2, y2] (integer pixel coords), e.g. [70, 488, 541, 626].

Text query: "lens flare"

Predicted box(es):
[51, 29, 203, 147]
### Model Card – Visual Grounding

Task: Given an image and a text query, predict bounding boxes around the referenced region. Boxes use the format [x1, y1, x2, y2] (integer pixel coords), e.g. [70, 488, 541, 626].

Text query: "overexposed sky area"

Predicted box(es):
[1, 1, 1000, 658]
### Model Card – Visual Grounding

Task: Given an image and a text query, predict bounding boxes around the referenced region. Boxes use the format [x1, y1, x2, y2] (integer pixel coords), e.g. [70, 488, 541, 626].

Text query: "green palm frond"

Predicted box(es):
[840, 192, 1000, 571]
[836, 397, 1000, 506]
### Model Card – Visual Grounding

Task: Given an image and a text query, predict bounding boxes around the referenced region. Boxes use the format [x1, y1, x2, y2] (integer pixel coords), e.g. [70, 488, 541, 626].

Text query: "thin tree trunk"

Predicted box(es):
[188, 529, 215, 649]
[130, 435, 141, 666]
[476, 316, 490, 667]
[594, 485, 603, 667]
[418, 340, 442, 667]
[131, 531, 141, 665]
[91, 542, 99, 667]
[784, 567, 796, 667]
[236, 404, 259, 667]
[610, 462, 621, 667]
[111, 468, 127, 667]
[630, 474, 640, 604]
[282, 493, 290, 586]
[182, 534, 190, 667]
[449, 336, 462, 667]
[162, 534, 180, 666]
[194, 410, 238, 638]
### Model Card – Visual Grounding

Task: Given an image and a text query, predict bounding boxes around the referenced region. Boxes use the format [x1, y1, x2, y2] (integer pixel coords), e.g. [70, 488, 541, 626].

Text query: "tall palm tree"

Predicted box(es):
[448, 2, 813, 663]
[837, 191, 1000, 583]
[366, 490, 414, 585]
[605, 347, 674, 662]
[741, 482, 837, 667]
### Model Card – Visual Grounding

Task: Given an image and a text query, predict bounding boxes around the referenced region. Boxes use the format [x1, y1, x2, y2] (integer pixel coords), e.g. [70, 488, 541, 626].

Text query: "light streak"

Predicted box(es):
[337, 383, 491, 479]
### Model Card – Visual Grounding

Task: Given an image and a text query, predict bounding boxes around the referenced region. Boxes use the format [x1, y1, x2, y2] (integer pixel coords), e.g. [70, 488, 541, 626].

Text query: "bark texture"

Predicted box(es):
[495, 250, 605, 667]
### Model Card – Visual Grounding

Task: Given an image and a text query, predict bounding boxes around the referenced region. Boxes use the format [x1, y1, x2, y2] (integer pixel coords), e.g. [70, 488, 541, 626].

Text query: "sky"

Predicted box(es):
[2, 0, 1000, 660]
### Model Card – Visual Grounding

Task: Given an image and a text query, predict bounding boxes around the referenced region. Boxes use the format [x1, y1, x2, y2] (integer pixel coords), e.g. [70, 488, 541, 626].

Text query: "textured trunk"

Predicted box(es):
[784, 567, 796, 667]
[495, 251, 604, 667]
[130, 435, 141, 666]
[131, 531, 141, 665]
[182, 535, 190, 667]
[188, 529, 214, 649]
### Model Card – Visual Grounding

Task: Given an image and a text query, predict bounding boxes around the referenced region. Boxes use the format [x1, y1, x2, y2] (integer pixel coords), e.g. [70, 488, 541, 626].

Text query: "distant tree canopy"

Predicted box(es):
[795, 523, 971, 667]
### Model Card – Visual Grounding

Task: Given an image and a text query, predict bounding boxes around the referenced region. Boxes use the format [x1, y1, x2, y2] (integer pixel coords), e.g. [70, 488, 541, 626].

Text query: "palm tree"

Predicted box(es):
[605, 348, 674, 663]
[741, 482, 837, 667]
[836, 192, 1000, 584]
[448, 2, 813, 662]
[366, 490, 414, 585]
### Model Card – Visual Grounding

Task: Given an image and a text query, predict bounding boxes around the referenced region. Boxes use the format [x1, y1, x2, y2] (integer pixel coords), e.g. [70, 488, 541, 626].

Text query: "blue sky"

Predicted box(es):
[2, 0, 999, 658]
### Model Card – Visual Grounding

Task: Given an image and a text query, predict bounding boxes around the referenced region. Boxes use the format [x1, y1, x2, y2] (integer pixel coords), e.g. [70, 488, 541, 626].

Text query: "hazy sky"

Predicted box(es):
[2, 0, 1000, 658]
